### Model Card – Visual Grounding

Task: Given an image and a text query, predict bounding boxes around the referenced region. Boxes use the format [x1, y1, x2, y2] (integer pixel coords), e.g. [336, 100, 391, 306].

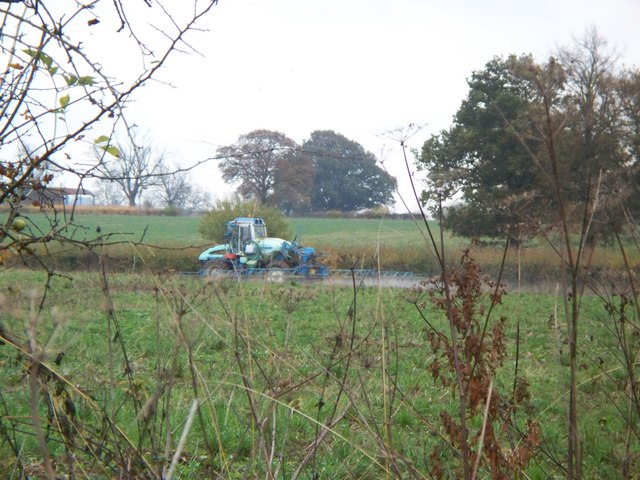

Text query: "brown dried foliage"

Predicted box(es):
[423, 250, 540, 479]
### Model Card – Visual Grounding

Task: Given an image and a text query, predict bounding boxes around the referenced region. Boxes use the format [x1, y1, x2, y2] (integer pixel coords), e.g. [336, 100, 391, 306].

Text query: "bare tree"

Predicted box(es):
[95, 130, 165, 207]
[218, 130, 305, 205]
[94, 180, 126, 206]
[155, 161, 212, 211]
[1, 0, 219, 259]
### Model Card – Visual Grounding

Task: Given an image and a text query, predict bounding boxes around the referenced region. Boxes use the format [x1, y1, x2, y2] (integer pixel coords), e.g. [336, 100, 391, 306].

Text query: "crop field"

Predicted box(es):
[14, 211, 442, 248]
[8, 211, 637, 283]
[4, 212, 463, 277]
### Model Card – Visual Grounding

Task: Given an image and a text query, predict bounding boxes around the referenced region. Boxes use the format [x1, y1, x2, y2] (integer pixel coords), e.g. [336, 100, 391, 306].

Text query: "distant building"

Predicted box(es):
[23, 186, 95, 208]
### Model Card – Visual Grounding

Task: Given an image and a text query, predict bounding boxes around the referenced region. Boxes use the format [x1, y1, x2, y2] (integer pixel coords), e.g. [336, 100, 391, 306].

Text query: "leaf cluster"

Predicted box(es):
[421, 251, 540, 479]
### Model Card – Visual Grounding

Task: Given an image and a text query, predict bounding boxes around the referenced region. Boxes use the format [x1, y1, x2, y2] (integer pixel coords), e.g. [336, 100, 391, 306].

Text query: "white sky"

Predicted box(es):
[94, 0, 640, 211]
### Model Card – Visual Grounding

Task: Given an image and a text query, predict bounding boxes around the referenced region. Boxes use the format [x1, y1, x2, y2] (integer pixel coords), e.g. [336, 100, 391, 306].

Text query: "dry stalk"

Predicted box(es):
[166, 399, 199, 480]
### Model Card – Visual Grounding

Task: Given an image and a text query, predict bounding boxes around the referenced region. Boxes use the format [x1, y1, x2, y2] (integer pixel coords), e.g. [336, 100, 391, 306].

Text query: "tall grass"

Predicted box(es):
[2, 262, 637, 477]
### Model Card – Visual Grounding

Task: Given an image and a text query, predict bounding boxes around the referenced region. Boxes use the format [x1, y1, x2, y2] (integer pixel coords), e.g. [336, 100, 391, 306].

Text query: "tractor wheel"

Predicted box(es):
[267, 259, 290, 269]
[203, 259, 232, 279]
[266, 259, 291, 283]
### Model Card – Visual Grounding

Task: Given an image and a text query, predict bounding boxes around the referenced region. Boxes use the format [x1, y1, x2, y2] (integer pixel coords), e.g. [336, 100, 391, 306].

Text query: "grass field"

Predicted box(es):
[1, 265, 638, 478]
[4, 212, 461, 275]
[7, 211, 637, 284]
[13, 211, 444, 248]
[2, 211, 640, 477]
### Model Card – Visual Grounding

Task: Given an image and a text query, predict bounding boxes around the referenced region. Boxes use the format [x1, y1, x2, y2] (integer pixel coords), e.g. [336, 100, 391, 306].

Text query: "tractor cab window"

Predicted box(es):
[230, 224, 252, 253]
[254, 224, 267, 239]
[238, 225, 251, 249]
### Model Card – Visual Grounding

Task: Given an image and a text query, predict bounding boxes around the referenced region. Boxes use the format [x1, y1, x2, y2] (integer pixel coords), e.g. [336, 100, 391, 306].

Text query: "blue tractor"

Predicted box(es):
[198, 217, 329, 278]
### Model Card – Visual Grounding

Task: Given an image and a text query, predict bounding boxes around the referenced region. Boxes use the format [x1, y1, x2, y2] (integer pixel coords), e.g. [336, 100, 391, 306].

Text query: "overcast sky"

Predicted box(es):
[115, 0, 640, 211]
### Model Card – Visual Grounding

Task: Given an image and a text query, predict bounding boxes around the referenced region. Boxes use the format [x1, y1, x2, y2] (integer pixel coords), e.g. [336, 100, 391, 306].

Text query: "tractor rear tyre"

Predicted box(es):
[267, 259, 290, 269]
[203, 259, 232, 279]
[266, 259, 290, 283]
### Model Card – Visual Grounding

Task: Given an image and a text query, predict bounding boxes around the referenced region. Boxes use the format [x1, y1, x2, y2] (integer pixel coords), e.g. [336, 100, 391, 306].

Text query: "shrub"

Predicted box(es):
[322, 209, 344, 219]
[198, 199, 292, 242]
[357, 205, 390, 219]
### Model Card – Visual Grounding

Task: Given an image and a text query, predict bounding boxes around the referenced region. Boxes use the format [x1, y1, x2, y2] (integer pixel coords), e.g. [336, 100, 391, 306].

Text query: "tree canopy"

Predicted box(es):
[218, 129, 396, 214]
[218, 130, 313, 211]
[303, 130, 397, 212]
[416, 30, 640, 241]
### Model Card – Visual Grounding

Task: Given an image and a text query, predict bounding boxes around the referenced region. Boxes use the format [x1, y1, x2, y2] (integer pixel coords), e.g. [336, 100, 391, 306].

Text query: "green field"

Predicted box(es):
[11, 212, 209, 246]
[7, 211, 636, 284]
[291, 217, 448, 249]
[1, 264, 638, 478]
[5, 212, 461, 275]
[2, 212, 640, 477]
[15, 212, 443, 248]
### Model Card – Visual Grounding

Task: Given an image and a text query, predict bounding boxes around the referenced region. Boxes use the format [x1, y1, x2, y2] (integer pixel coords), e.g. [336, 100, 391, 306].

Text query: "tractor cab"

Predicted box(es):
[224, 217, 267, 255]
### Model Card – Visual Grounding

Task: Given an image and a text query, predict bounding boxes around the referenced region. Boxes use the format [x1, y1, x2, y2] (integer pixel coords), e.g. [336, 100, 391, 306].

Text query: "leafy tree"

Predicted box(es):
[416, 32, 636, 240]
[303, 130, 397, 211]
[199, 199, 292, 242]
[617, 68, 640, 216]
[417, 54, 546, 237]
[619, 69, 640, 161]
[218, 130, 311, 208]
[555, 31, 630, 205]
[271, 151, 315, 214]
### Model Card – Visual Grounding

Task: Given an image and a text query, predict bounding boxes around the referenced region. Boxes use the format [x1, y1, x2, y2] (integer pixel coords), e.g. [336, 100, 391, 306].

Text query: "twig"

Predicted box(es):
[166, 399, 199, 480]
[471, 379, 494, 480]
